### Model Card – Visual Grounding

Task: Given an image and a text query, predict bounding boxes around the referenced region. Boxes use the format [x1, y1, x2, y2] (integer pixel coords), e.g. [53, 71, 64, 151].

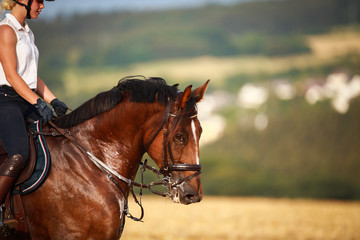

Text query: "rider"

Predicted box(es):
[0, 0, 68, 220]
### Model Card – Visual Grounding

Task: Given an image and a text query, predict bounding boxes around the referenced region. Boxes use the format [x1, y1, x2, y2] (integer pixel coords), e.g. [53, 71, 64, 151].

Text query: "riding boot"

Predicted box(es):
[0, 154, 23, 228]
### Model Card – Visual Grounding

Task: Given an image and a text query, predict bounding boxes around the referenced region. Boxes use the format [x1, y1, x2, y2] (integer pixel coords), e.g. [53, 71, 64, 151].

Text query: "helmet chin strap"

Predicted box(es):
[14, 0, 33, 19]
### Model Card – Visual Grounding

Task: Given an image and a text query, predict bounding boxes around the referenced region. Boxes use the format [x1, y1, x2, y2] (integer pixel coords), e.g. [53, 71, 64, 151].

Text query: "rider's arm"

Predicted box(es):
[35, 77, 56, 103]
[0, 25, 39, 105]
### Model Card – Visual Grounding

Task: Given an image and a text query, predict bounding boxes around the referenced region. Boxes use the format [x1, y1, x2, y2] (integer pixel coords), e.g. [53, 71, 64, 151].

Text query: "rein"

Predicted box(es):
[47, 121, 143, 221]
[48, 121, 133, 186]
[42, 99, 201, 222]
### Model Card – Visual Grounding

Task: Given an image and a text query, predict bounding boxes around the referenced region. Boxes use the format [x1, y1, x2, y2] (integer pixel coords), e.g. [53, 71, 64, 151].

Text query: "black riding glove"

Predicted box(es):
[50, 98, 68, 117]
[34, 98, 53, 124]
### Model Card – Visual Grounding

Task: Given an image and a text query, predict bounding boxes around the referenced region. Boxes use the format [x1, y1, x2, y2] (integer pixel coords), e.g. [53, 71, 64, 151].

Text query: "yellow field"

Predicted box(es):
[307, 29, 360, 59]
[61, 54, 325, 99]
[121, 196, 360, 240]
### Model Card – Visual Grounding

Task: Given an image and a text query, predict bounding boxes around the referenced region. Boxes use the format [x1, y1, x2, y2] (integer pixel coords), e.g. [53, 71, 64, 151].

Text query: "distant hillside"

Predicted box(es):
[31, 0, 359, 88]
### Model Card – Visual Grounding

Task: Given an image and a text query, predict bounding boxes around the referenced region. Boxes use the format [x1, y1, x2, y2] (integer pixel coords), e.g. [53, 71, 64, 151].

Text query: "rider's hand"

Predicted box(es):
[50, 98, 68, 117]
[34, 98, 53, 123]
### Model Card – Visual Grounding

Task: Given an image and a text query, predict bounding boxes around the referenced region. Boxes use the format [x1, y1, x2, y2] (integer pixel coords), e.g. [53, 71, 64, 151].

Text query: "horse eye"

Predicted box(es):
[175, 134, 186, 143]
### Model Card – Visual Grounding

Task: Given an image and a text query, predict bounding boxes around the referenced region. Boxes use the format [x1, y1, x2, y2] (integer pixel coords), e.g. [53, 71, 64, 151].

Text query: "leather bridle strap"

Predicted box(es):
[167, 164, 202, 172]
[171, 171, 201, 187]
[144, 100, 173, 152]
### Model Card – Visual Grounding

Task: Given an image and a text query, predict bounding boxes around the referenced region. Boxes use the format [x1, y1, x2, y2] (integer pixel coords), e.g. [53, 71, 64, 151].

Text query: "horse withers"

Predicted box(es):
[5, 77, 209, 239]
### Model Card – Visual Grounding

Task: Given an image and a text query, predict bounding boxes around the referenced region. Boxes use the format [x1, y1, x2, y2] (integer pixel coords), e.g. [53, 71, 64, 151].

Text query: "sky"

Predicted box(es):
[41, 0, 251, 18]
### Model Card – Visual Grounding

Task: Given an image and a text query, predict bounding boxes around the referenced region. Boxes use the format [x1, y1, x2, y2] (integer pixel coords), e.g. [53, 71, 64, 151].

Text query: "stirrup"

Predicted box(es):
[0, 205, 9, 237]
[0, 224, 10, 238]
[0, 205, 18, 229]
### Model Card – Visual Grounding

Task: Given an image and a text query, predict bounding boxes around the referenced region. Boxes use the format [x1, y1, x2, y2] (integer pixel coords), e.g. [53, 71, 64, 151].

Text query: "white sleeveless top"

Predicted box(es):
[0, 13, 39, 89]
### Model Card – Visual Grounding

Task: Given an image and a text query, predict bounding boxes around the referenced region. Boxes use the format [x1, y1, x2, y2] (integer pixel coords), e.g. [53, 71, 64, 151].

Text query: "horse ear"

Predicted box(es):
[192, 79, 210, 103]
[178, 85, 192, 109]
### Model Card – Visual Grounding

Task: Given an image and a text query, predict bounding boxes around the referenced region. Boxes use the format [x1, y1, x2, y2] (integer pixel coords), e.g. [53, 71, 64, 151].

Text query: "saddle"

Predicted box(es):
[0, 120, 52, 234]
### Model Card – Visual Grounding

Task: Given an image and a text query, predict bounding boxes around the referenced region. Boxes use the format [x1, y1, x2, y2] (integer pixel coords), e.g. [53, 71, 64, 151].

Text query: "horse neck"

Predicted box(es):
[69, 100, 163, 181]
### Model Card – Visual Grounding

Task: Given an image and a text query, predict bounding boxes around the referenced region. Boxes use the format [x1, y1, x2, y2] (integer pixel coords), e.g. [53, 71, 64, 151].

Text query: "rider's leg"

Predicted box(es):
[0, 94, 31, 229]
[0, 103, 29, 229]
[0, 154, 23, 229]
[0, 105, 30, 168]
[0, 105, 29, 214]
[0, 154, 24, 205]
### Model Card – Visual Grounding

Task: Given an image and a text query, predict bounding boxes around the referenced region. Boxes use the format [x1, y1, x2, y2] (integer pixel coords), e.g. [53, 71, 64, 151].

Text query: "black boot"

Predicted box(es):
[0, 154, 23, 229]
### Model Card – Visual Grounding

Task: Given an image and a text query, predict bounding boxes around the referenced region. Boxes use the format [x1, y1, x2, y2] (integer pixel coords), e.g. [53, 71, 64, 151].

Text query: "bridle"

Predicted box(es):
[144, 99, 202, 187]
[46, 98, 201, 222]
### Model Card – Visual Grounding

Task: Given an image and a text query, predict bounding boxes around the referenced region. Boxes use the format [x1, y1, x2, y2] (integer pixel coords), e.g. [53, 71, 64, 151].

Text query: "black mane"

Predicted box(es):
[54, 76, 179, 128]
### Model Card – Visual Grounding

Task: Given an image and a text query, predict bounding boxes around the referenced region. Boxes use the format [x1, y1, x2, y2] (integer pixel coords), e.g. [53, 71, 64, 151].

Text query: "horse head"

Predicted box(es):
[145, 80, 210, 205]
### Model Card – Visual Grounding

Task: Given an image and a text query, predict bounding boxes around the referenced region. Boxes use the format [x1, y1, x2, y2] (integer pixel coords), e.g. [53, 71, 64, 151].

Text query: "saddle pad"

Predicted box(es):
[15, 119, 51, 195]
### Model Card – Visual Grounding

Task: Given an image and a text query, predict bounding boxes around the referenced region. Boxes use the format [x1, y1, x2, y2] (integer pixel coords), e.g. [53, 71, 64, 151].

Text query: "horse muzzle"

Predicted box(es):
[169, 175, 203, 205]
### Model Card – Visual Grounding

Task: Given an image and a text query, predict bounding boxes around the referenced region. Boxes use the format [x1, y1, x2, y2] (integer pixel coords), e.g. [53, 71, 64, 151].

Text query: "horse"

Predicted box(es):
[8, 76, 209, 239]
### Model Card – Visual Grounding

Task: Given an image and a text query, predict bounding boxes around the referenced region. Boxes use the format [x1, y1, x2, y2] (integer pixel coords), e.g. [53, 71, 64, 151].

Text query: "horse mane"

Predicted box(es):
[54, 76, 179, 128]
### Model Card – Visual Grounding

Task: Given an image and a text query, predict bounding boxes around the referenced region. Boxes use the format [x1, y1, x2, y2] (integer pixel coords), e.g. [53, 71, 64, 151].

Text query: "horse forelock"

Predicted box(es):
[54, 76, 179, 129]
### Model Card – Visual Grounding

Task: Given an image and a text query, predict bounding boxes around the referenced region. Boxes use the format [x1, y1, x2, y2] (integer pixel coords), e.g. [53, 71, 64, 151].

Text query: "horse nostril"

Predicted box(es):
[184, 193, 199, 204]
[186, 194, 195, 200]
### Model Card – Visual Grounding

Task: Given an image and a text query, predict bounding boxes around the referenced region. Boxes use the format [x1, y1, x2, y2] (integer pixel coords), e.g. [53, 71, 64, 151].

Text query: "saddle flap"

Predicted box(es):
[16, 119, 52, 195]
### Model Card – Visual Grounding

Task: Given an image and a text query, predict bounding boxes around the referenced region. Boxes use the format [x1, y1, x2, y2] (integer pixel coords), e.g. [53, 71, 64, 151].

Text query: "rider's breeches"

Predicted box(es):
[0, 87, 40, 168]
